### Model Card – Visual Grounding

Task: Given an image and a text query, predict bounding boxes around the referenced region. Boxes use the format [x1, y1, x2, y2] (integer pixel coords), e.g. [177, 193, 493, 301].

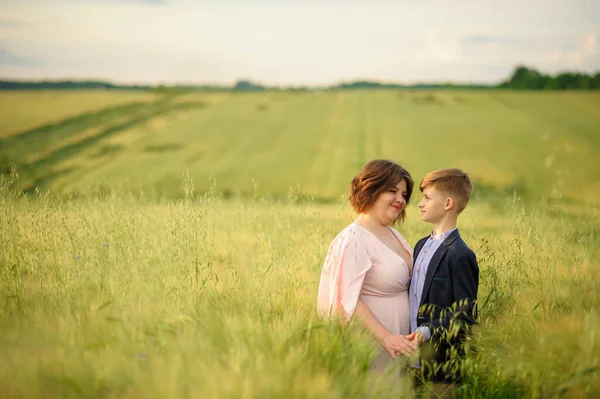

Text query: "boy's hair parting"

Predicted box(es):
[420, 168, 473, 213]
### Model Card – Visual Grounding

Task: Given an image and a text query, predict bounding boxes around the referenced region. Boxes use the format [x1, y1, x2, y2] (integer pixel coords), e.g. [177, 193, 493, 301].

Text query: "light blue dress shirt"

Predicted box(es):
[409, 228, 457, 336]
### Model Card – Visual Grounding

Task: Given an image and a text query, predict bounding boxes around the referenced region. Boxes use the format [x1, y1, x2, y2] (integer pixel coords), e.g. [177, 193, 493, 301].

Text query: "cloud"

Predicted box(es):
[459, 35, 523, 68]
[582, 33, 597, 55]
[463, 35, 517, 46]
[0, 48, 42, 67]
[95, 0, 168, 4]
[414, 31, 523, 71]
[0, 1, 597, 84]
[416, 29, 464, 65]
[0, 19, 25, 28]
[544, 33, 597, 66]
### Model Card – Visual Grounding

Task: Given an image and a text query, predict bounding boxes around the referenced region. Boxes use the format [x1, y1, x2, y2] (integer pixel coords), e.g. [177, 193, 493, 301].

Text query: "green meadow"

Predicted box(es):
[1, 90, 599, 398]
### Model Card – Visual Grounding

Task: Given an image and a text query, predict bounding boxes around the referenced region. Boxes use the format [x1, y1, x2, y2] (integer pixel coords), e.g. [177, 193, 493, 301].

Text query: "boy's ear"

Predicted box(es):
[444, 196, 454, 211]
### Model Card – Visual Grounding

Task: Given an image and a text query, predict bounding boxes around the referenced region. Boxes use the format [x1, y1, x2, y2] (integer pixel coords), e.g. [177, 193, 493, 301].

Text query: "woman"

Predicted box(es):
[317, 159, 416, 373]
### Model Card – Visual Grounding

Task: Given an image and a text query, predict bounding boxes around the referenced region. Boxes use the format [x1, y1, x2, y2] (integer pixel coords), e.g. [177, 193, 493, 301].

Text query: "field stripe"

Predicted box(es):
[14, 100, 207, 193]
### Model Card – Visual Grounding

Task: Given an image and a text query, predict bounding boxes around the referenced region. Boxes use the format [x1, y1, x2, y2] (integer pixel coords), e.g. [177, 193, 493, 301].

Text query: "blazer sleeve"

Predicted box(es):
[423, 250, 479, 340]
[317, 227, 372, 321]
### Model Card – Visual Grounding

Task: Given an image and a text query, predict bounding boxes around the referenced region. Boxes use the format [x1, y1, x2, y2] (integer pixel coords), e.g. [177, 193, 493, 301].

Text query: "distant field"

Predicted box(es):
[1, 89, 599, 398]
[0, 91, 159, 139]
[1, 90, 599, 203]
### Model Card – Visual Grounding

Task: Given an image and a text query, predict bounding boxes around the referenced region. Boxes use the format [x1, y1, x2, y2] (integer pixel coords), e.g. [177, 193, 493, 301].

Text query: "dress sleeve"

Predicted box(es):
[317, 227, 372, 320]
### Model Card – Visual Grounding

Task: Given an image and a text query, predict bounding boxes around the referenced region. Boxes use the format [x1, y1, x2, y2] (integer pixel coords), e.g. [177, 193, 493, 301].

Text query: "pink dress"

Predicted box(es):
[317, 223, 413, 372]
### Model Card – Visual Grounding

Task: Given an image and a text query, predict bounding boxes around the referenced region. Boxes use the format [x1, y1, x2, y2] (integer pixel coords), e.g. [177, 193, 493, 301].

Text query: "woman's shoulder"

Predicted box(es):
[333, 222, 363, 239]
[328, 223, 369, 248]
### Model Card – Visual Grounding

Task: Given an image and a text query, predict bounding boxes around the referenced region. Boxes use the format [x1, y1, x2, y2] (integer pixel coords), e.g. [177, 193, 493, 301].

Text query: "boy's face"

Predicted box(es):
[418, 186, 450, 223]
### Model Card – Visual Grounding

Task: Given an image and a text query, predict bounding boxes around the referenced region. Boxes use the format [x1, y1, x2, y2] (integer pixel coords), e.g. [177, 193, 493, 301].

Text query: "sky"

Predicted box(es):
[0, 0, 599, 86]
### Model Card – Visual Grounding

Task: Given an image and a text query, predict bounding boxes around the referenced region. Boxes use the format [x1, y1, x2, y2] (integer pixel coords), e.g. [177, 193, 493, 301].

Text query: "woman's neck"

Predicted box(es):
[356, 213, 389, 231]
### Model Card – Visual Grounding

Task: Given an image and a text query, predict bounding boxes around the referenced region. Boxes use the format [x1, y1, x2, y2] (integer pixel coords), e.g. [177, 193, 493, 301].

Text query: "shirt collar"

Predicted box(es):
[430, 227, 457, 242]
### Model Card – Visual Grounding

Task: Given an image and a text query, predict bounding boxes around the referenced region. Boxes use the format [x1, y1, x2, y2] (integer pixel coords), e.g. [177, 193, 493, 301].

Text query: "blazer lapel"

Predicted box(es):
[419, 229, 460, 307]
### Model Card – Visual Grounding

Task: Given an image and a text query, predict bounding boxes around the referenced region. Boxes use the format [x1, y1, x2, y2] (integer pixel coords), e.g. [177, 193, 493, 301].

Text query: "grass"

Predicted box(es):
[0, 89, 599, 397]
[1, 175, 599, 398]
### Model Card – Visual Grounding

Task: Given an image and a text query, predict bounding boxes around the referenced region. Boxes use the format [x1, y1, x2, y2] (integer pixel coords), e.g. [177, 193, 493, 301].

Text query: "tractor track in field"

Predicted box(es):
[0, 96, 208, 194]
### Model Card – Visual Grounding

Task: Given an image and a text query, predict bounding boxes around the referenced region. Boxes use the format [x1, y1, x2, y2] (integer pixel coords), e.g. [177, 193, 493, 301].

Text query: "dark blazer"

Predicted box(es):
[413, 229, 479, 383]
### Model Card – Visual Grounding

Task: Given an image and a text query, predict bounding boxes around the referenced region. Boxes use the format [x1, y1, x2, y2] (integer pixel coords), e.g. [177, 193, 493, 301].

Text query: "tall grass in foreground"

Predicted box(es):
[1, 178, 599, 398]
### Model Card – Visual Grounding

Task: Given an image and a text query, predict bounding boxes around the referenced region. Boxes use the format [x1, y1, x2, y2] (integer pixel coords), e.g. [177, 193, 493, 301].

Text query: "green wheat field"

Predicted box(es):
[1, 90, 599, 398]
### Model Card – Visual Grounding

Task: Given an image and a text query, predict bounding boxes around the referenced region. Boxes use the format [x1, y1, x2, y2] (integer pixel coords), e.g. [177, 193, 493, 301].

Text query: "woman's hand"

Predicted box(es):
[353, 300, 418, 359]
[381, 331, 418, 358]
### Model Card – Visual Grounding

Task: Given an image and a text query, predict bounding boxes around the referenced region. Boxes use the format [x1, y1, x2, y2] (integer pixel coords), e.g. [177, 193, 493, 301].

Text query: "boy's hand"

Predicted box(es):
[383, 333, 417, 358]
[406, 331, 419, 349]
[414, 326, 431, 347]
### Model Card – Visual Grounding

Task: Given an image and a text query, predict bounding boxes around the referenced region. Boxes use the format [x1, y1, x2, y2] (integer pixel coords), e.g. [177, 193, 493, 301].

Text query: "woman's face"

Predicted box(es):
[368, 179, 408, 225]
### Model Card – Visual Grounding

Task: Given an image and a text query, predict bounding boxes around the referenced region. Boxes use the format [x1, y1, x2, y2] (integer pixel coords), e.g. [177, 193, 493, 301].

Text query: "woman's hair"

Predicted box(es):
[349, 159, 414, 223]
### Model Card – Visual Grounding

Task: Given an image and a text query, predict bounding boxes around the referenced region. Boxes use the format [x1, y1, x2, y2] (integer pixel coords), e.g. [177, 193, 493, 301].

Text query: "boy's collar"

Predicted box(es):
[430, 227, 458, 241]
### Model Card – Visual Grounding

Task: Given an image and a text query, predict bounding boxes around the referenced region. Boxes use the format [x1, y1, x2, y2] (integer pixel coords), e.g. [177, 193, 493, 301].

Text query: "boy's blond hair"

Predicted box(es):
[420, 168, 472, 213]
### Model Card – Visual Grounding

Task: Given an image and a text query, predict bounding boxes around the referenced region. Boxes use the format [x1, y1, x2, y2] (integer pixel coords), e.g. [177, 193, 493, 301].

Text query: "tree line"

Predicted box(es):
[1, 66, 599, 91]
[499, 65, 600, 90]
[0, 80, 150, 90]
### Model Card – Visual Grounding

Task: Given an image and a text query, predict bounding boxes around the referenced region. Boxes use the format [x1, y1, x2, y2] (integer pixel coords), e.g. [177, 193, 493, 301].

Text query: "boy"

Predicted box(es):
[409, 168, 479, 396]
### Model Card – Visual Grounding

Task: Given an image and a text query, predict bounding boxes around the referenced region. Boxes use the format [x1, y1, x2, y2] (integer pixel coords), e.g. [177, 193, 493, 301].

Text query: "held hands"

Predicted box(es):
[381, 331, 419, 359]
